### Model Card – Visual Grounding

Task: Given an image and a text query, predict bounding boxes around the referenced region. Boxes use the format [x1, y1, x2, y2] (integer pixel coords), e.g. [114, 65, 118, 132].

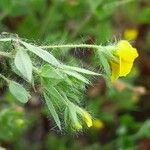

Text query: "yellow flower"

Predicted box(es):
[93, 119, 104, 129]
[124, 29, 138, 41]
[111, 40, 139, 81]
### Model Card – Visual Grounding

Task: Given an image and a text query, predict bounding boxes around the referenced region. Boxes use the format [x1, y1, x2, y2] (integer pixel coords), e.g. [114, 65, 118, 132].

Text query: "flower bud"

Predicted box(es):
[77, 107, 93, 128]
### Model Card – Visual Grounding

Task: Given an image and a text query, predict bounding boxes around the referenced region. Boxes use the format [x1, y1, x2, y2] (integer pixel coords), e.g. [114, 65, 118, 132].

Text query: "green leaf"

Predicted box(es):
[64, 107, 69, 127]
[9, 81, 30, 103]
[44, 93, 61, 130]
[44, 83, 67, 106]
[40, 64, 63, 79]
[42, 77, 62, 87]
[98, 52, 111, 77]
[62, 65, 100, 76]
[14, 48, 32, 82]
[68, 103, 80, 127]
[63, 70, 89, 84]
[21, 41, 60, 67]
[48, 87, 64, 102]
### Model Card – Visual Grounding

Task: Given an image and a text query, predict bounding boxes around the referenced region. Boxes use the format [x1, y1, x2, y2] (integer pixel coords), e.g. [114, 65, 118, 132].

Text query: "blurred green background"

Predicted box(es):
[0, 0, 150, 150]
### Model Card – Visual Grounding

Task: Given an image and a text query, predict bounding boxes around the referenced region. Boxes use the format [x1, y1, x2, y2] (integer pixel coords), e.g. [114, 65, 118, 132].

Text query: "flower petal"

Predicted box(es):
[117, 40, 138, 62]
[119, 59, 134, 76]
[111, 62, 120, 81]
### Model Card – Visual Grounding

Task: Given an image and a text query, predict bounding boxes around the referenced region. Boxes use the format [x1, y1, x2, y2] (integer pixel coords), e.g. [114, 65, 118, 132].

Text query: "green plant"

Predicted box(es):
[0, 34, 138, 131]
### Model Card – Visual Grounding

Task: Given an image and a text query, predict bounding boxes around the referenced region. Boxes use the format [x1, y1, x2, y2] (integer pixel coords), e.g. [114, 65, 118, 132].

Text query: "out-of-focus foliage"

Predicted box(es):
[0, 0, 150, 150]
[0, 108, 27, 141]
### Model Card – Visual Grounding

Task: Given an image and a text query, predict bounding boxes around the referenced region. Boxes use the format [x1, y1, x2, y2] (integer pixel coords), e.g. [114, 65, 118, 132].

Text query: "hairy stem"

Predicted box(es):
[40, 44, 101, 49]
[0, 37, 101, 50]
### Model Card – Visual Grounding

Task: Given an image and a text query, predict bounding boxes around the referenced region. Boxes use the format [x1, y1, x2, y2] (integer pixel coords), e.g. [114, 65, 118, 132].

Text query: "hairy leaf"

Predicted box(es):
[44, 93, 61, 130]
[62, 65, 100, 76]
[63, 70, 89, 84]
[9, 81, 30, 103]
[44, 83, 67, 106]
[64, 107, 69, 127]
[98, 53, 111, 77]
[40, 64, 63, 79]
[68, 103, 80, 128]
[15, 48, 32, 82]
[21, 41, 60, 67]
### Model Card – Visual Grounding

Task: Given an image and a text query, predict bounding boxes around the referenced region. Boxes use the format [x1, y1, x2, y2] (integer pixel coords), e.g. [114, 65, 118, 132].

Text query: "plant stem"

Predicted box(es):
[0, 51, 11, 58]
[0, 37, 101, 50]
[40, 44, 101, 49]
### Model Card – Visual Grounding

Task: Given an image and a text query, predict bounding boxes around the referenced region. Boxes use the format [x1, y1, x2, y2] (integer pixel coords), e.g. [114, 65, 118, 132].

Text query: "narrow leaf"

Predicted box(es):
[63, 70, 89, 84]
[62, 65, 100, 76]
[9, 81, 30, 103]
[48, 87, 63, 101]
[15, 48, 32, 82]
[21, 41, 60, 67]
[40, 64, 63, 79]
[68, 103, 81, 128]
[99, 53, 111, 77]
[45, 85, 67, 105]
[44, 93, 61, 130]
[64, 107, 69, 127]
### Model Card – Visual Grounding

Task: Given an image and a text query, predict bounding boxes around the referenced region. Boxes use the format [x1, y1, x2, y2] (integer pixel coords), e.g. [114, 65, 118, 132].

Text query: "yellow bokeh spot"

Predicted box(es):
[93, 119, 104, 129]
[111, 40, 139, 81]
[124, 29, 138, 41]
